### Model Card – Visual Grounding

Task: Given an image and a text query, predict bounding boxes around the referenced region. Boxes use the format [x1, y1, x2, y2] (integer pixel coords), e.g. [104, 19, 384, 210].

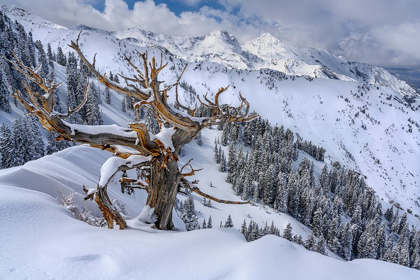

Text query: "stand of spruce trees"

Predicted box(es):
[216, 117, 420, 270]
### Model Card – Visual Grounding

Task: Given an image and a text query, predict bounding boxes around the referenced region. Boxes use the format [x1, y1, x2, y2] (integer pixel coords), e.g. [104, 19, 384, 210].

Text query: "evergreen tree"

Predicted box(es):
[0, 123, 13, 168]
[56, 46, 66, 66]
[46, 132, 72, 155]
[224, 214, 234, 228]
[214, 142, 219, 163]
[226, 143, 236, 184]
[376, 223, 387, 259]
[316, 235, 327, 255]
[399, 213, 408, 235]
[85, 82, 103, 125]
[384, 206, 394, 222]
[207, 216, 212, 228]
[0, 69, 11, 112]
[304, 232, 316, 251]
[262, 164, 276, 205]
[240, 219, 248, 239]
[221, 124, 229, 146]
[253, 181, 260, 203]
[114, 74, 120, 83]
[104, 87, 111, 104]
[283, 223, 293, 241]
[218, 151, 226, 172]
[327, 217, 339, 250]
[35, 40, 49, 77]
[11, 116, 27, 166]
[312, 208, 323, 237]
[196, 131, 202, 146]
[47, 43, 53, 62]
[121, 96, 126, 112]
[25, 115, 44, 160]
[274, 172, 288, 212]
[241, 173, 252, 200]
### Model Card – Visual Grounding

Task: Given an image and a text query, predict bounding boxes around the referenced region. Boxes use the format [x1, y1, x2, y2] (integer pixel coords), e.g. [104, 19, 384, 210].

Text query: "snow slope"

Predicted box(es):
[1, 5, 420, 216]
[1, 155, 420, 279]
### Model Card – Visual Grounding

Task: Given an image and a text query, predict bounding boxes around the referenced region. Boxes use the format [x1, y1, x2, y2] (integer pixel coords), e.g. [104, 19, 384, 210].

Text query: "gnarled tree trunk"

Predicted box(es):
[9, 33, 257, 231]
[147, 159, 181, 230]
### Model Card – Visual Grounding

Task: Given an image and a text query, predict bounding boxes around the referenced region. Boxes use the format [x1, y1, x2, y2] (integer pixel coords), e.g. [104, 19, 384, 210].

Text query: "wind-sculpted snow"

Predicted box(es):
[0, 180, 419, 279]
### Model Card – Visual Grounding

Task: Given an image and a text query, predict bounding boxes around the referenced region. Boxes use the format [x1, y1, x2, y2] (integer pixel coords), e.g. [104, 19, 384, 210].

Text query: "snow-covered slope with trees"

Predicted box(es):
[1, 4, 419, 216]
[0, 5, 420, 278]
[1, 134, 420, 279]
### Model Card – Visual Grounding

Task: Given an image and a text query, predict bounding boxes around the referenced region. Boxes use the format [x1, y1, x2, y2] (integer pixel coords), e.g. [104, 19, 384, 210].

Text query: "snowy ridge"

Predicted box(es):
[115, 28, 416, 96]
[0, 5, 68, 30]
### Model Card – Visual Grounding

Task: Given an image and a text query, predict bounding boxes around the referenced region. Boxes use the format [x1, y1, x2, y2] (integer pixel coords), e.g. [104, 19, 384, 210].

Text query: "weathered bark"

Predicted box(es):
[181, 179, 250, 205]
[146, 158, 182, 230]
[96, 185, 127, 229]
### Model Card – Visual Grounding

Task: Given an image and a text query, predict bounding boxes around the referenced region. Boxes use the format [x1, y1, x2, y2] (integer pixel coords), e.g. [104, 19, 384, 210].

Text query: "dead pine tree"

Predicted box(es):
[9, 31, 257, 230]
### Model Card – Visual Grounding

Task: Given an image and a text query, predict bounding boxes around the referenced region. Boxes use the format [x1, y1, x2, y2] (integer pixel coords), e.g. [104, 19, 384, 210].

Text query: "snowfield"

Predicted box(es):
[0, 147, 419, 280]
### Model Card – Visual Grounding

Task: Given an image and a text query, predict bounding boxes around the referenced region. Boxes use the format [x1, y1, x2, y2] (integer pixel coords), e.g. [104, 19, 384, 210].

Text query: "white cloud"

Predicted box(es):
[2, 0, 420, 68]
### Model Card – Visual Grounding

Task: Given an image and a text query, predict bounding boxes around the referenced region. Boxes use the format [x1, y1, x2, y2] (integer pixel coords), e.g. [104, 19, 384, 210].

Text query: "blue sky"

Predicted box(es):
[93, 0, 223, 15]
[3, 0, 420, 69]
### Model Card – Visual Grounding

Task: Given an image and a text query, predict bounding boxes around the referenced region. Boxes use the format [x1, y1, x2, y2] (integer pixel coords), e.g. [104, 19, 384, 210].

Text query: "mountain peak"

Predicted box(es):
[259, 32, 279, 41]
[207, 30, 238, 42]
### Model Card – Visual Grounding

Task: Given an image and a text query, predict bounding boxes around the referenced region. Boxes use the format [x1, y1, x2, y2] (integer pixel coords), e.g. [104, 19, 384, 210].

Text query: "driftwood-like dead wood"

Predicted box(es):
[10, 32, 257, 230]
[180, 158, 203, 177]
[181, 179, 250, 205]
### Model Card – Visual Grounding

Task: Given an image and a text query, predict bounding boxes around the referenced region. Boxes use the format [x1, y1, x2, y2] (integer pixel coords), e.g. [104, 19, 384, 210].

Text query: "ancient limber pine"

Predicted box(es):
[9, 31, 257, 230]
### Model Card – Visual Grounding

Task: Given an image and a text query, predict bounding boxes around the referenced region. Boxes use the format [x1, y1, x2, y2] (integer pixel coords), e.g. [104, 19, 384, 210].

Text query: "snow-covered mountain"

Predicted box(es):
[1, 4, 419, 216]
[116, 27, 416, 96]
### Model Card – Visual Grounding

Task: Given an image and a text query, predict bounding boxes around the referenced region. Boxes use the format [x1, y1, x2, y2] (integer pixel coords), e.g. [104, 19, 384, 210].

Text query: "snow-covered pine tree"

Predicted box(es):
[304, 232, 316, 251]
[85, 82, 103, 125]
[219, 151, 226, 172]
[240, 219, 248, 239]
[214, 142, 219, 163]
[224, 214, 234, 228]
[274, 171, 288, 212]
[0, 69, 11, 112]
[34, 40, 49, 78]
[196, 131, 202, 146]
[121, 94, 126, 112]
[221, 124, 229, 146]
[0, 123, 13, 168]
[312, 208, 323, 238]
[56, 46, 66, 66]
[241, 173, 252, 200]
[46, 132, 72, 155]
[283, 223, 293, 241]
[226, 143, 236, 184]
[262, 164, 276, 205]
[25, 115, 44, 160]
[316, 235, 327, 255]
[105, 87, 111, 104]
